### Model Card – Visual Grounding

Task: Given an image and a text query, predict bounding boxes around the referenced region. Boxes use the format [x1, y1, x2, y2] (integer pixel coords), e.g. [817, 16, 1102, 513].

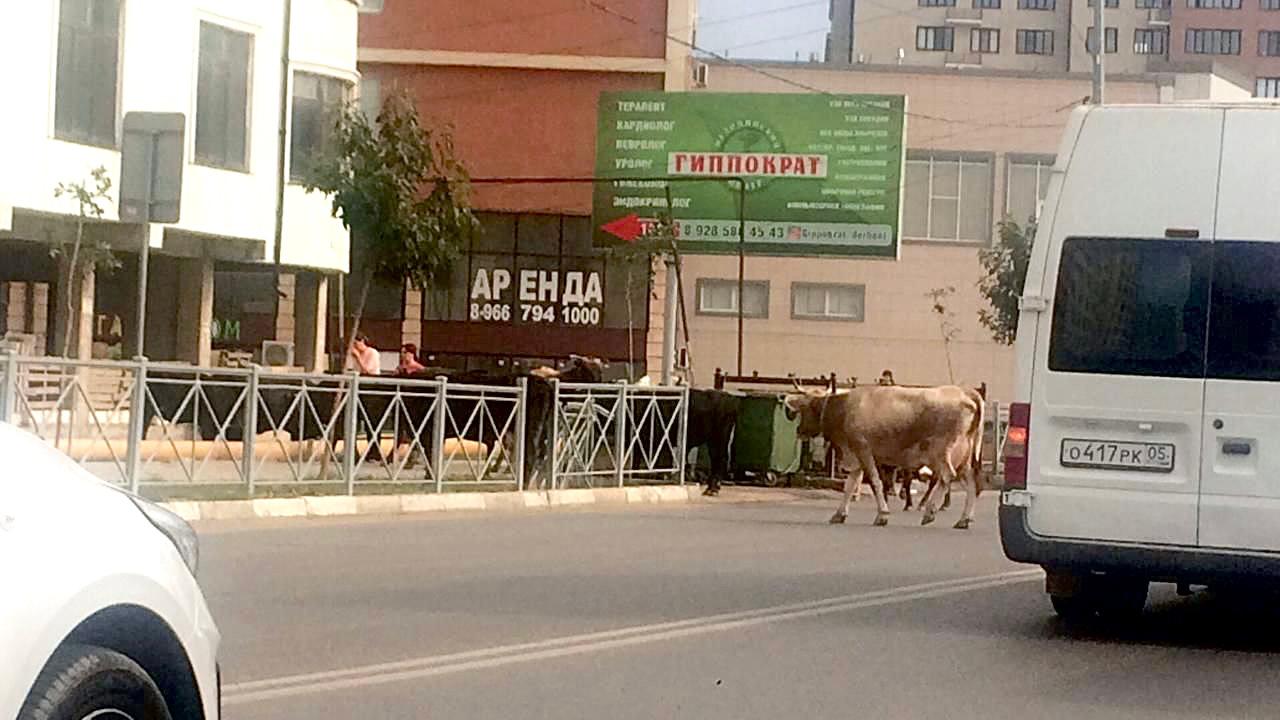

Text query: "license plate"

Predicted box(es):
[1060, 438, 1175, 473]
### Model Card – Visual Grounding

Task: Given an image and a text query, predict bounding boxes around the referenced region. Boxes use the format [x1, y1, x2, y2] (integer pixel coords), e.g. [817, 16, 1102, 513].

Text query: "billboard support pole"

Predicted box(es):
[737, 180, 746, 377]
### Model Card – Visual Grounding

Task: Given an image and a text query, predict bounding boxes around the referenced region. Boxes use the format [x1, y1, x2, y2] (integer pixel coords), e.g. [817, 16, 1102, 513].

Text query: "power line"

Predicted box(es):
[699, 0, 830, 27]
[722, 26, 831, 52]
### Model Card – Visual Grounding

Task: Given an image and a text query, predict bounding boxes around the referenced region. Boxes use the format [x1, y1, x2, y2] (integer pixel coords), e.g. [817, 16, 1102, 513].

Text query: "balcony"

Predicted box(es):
[944, 51, 984, 67]
[944, 7, 985, 24]
[1146, 8, 1172, 25]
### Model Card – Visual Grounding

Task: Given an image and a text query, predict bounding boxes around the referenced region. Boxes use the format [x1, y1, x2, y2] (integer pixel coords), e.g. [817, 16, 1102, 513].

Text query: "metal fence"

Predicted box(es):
[0, 353, 690, 497]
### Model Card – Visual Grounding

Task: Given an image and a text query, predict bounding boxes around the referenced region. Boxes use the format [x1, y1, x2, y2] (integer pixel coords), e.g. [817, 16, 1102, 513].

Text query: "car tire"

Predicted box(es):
[19, 644, 173, 720]
[1050, 593, 1098, 623]
[1095, 579, 1149, 622]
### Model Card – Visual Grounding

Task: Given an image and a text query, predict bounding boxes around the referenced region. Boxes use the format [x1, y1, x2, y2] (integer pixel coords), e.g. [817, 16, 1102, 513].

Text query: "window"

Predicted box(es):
[1208, 242, 1280, 381]
[1018, 0, 1055, 9]
[290, 73, 348, 182]
[359, 0, 385, 12]
[1016, 29, 1055, 53]
[196, 22, 253, 170]
[1049, 238, 1211, 377]
[974, 0, 1001, 8]
[1006, 156, 1053, 224]
[972, 28, 1001, 52]
[1257, 77, 1280, 96]
[792, 284, 865, 322]
[359, 76, 381, 123]
[1088, 0, 1120, 7]
[1266, 0, 1280, 10]
[916, 26, 955, 51]
[55, 0, 121, 147]
[1087, 27, 1120, 53]
[696, 280, 769, 318]
[1260, 30, 1280, 55]
[1188, 0, 1241, 7]
[920, 0, 957, 6]
[1134, 28, 1170, 54]
[1186, 28, 1241, 54]
[903, 152, 994, 244]
[1138, 0, 1171, 7]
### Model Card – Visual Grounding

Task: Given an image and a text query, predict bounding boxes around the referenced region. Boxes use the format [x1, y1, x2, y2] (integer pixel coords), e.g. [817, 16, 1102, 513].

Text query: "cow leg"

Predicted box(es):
[900, 471, 914, 511]
[942, 484, 952, 511]
[830, 468, 864, 524]
[852, 446, 891, 526]
[921, 462, 956, 526]
[954, 465, 979, 530]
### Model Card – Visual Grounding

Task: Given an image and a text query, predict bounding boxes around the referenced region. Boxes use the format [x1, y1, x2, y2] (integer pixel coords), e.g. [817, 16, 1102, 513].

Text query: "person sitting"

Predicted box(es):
[349, 335, 381, 376]
[877, 369, 896, 386]
[397, 343, 427, 376]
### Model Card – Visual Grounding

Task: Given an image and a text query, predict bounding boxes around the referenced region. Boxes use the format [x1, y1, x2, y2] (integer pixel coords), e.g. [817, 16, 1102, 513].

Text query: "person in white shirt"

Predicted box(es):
[350, 335, 381, 376]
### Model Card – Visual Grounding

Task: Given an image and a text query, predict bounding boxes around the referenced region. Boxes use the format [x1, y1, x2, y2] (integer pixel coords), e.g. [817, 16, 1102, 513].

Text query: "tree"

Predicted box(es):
[302, 89, 477, 363]
[926, 285, 960, 383]
[977, 219, 1035, 346]
[602, 213, 674, 379]
[52, 166, 121, 358]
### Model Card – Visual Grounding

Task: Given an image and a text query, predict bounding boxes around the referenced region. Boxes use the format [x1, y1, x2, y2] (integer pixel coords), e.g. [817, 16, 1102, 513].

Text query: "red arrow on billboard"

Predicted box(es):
[602, 214, 645, 243]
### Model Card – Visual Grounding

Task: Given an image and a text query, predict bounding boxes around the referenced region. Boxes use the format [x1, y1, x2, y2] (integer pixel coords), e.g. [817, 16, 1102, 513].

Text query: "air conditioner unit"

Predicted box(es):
[261, 340, 295, 368]
[692, 63, 710, 88]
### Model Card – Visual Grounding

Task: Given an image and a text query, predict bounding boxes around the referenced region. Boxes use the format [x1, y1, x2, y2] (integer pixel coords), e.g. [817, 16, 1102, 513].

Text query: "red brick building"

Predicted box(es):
[357, 0, 694, 376]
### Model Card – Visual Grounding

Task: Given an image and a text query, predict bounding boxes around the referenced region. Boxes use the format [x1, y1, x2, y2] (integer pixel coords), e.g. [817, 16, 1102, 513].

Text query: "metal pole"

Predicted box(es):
[243, 364, 260, 497]
[660, 259, 678, 385]
[736, 180, 746, 376]
[342, 372, 359, 495]
[676, 386, 689, 487]
[272, 0, 295, 332]
[550, 379, 561, 490]
[0, 350, 16, 424]
[432, 377, 447, 494]
[133, 135, 157, 356]
[125, 357, 148, 494]
[615, 383, 628, 488]
[1092, 0, 1106, 104]
[514, 377, 528, 492]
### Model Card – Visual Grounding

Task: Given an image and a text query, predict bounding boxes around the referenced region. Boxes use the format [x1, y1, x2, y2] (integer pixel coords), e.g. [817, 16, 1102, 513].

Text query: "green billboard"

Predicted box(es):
[592, 91, 907, 258]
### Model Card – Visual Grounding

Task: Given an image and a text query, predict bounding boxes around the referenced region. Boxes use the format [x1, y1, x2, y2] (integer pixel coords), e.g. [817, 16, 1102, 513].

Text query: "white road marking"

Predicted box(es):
[223, 569, 1041, 706]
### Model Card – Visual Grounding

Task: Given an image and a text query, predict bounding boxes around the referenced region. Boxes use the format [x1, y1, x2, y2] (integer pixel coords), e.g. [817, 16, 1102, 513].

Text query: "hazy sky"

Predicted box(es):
[695, 0, 830, 62]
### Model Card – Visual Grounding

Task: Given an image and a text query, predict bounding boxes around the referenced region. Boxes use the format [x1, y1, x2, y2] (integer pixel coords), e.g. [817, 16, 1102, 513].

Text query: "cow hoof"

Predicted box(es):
[921, 513, 936, 526]
[954, 518, 972, 530]
[829, 513, 848, 525]
[873, 513, 890, 527]
[702, 487, 718, 497]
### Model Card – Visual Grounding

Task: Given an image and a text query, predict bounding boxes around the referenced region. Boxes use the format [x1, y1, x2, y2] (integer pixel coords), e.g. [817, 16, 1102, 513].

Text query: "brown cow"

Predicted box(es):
[784, 384, 984, 529]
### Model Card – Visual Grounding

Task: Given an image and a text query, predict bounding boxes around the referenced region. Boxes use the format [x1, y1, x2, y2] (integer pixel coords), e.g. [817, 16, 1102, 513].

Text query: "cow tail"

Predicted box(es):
[970, 392, 986, 496]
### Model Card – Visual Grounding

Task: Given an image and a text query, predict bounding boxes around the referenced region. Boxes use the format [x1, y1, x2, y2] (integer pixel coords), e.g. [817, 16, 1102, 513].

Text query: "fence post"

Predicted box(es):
[615, 383, 627, 488]
[243, 365, 260, 498]
[125, 357, 149, 494]
[0, 350, 16, 425]
[514, 377, 528, 492]
[677, 386, 690, 487]
[432, 377, 448, 494]
[342, 372, 360, 496]
[549, 379, 561, 491]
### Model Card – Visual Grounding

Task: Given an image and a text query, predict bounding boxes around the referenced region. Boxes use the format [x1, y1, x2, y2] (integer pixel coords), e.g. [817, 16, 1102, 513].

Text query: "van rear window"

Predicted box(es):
[1208, 241, 1280, 381]
[1049, 238, 1210, 377]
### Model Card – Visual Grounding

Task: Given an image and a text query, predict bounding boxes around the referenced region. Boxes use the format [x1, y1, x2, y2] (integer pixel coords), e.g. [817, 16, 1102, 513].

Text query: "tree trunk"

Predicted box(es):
[624, 267, 635, 379]
[61, 222, 85, 358]
[344, 267, 374, 372]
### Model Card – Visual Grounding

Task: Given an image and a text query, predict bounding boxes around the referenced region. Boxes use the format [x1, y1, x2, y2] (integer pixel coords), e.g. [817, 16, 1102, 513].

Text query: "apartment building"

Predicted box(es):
[357, 0, 695, 376]
[828, 0, 1279, 92]
[0, 0, 360, 368]
[683, 59, 1247, 399]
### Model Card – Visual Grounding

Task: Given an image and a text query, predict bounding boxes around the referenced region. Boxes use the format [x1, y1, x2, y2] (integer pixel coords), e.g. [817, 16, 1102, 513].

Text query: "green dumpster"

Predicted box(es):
[730, 392, 803, 485]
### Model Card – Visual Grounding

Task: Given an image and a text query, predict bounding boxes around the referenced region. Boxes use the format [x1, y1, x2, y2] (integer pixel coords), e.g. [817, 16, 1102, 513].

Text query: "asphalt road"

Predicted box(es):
[198, 491, 1280, 720]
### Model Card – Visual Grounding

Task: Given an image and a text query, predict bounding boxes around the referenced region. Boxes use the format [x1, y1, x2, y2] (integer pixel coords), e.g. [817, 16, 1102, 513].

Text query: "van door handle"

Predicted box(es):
[1222, 442, 1252, 456]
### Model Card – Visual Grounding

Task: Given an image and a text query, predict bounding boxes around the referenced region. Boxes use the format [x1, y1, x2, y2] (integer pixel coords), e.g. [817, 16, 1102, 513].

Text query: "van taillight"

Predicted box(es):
[1003, 402, 1030, 490]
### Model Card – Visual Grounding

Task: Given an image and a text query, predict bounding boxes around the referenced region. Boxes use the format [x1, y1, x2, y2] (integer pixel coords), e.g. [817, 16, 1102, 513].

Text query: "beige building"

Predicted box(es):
[672, 60, 1248, 400]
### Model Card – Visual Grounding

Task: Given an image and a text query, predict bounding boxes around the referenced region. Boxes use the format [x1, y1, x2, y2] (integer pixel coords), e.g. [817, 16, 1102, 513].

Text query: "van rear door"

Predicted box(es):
[1026, 107, 1222, 546]
[1198, 107, 1280, 552]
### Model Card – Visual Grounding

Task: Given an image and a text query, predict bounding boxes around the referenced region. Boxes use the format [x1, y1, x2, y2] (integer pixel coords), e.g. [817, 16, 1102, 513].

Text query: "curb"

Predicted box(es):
[168, 485, 709, 523]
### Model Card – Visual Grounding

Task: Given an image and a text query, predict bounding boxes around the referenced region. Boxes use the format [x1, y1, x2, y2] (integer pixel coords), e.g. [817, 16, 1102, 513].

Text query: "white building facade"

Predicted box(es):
[0, 0, 360, 368]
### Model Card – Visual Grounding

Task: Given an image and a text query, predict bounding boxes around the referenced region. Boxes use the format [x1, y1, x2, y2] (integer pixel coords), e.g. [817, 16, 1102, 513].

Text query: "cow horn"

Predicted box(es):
[791, 378, 804, 392]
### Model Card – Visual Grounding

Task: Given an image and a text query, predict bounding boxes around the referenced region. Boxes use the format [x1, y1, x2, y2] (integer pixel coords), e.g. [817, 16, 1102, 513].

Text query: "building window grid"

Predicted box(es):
[697, 280, 769, 318]
[973, 0, 1001, 8]
[1006, 157, 1053, 224]
[1016, 29, 1055, 53]
[195, 22, 254, 171]
[1137, 0, 1171, 7]
[1265, 0, 1280, 11]
[1187, 0, 1241, 8]
[917, 26, 956, 50]
[1186, 28, 1241, 54]
[1018, 0, 1056, 8]
[1260, 30, 1280, 55]
[919, 0, 958, 7]
[791, 284, 866, 322]
[1257, 77, 1280, 96]
[55, 0, 122, 147]
[1088, 0, 1121, 7]
[972, 27, 1001, 51]
[1088, 26, 1120, 53]
[1134, 28, 1170, 54]
[910, 155, 993, 243]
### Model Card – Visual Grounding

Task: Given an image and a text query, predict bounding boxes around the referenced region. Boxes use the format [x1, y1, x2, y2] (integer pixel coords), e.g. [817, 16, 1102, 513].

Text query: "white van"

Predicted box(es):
[1000, 102, 1280, 621]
